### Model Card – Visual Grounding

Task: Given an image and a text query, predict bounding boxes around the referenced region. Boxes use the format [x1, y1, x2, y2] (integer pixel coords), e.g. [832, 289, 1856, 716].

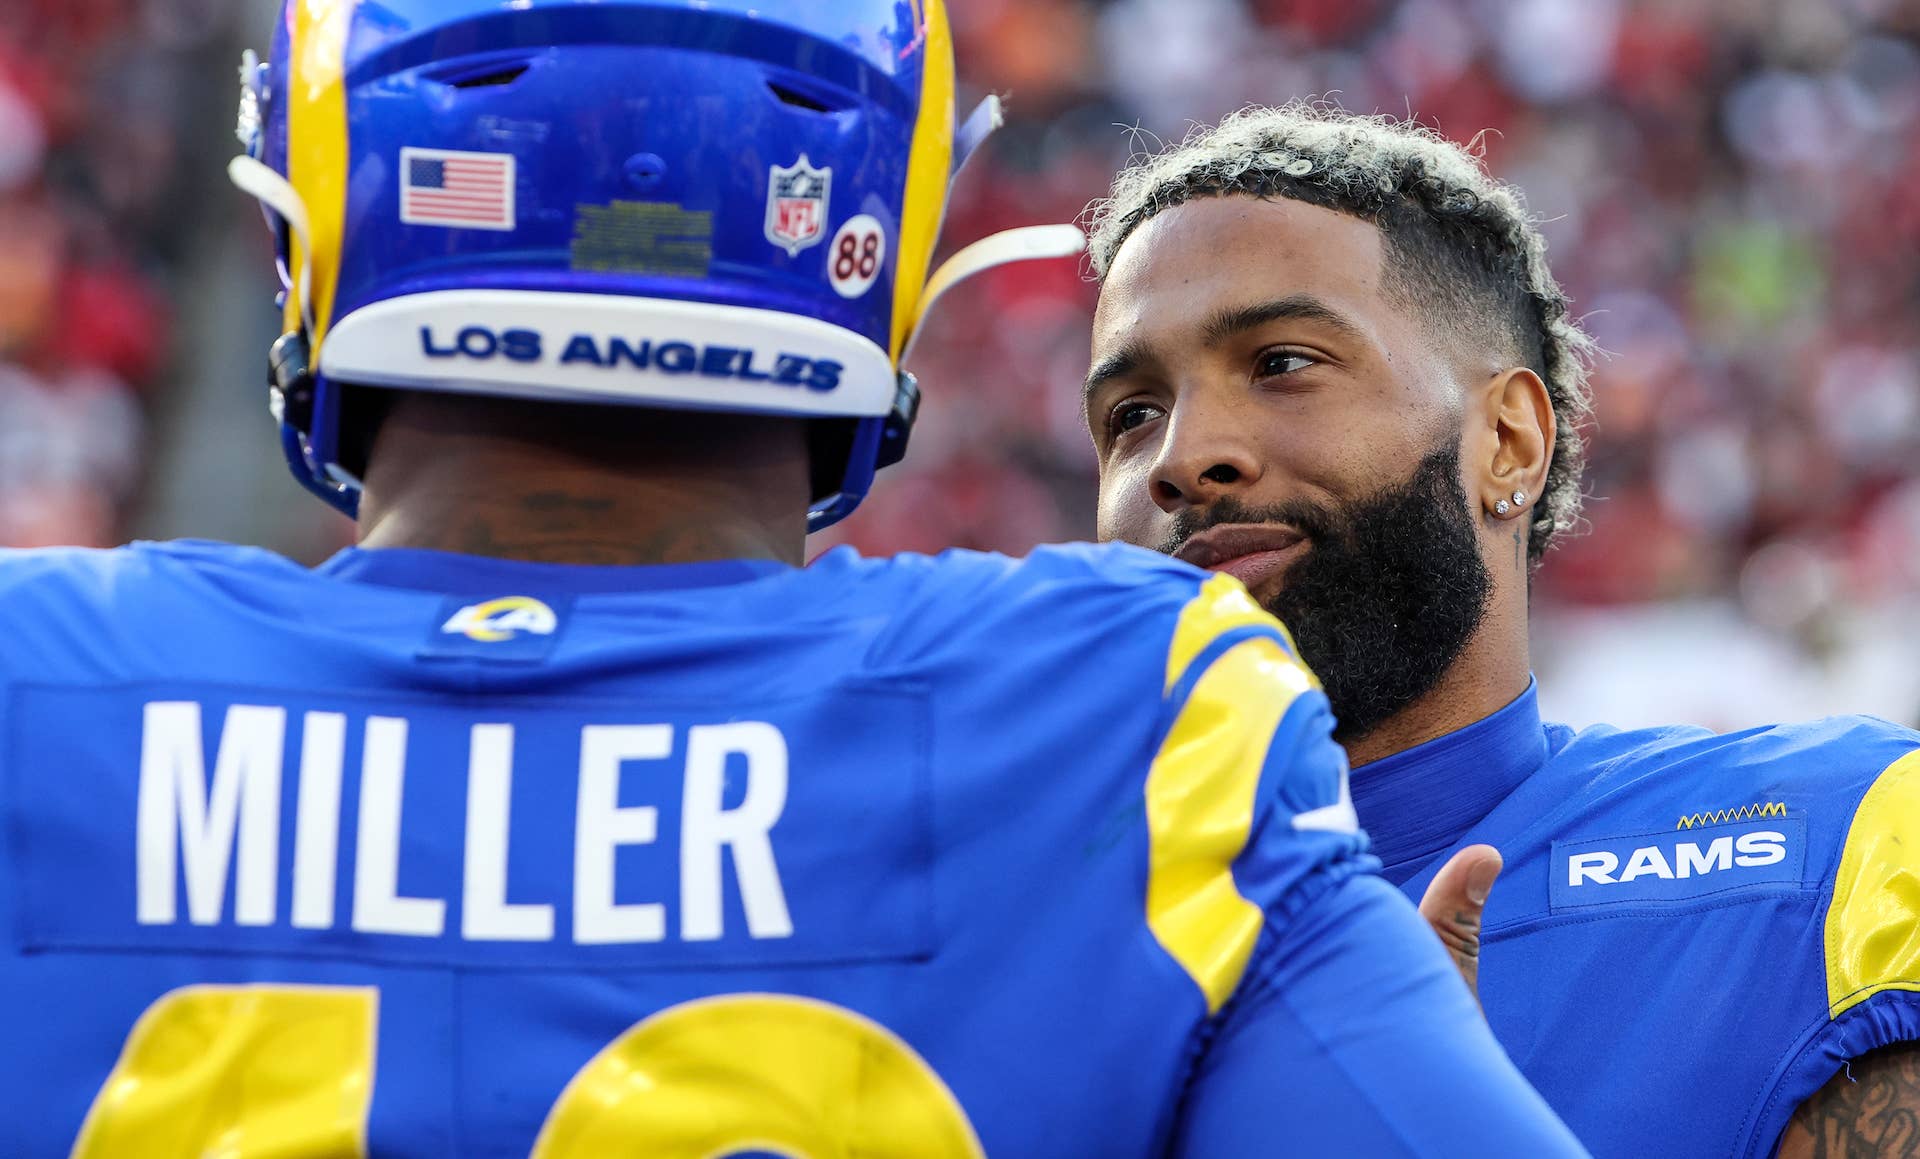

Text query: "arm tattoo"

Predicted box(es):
[1778, 1043, 1920, 1159]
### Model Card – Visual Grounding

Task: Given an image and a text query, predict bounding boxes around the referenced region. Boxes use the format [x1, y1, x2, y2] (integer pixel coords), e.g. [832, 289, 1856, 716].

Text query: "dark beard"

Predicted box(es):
[1157, 445, 1492, 743]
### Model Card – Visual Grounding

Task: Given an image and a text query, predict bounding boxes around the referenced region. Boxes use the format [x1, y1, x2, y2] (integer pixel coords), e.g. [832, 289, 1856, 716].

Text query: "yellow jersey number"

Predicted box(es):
[71, 985, 985, 1158]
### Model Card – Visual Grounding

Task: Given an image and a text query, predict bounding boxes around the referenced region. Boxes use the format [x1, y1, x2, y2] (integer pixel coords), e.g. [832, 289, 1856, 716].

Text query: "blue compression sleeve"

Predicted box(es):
[1174, 873, 1589, 1157]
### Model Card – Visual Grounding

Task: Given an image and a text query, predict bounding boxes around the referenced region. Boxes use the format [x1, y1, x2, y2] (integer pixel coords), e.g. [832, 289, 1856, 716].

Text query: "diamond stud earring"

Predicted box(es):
[1494, 499, 1512, 516]
[1512, 490, 1528, 506]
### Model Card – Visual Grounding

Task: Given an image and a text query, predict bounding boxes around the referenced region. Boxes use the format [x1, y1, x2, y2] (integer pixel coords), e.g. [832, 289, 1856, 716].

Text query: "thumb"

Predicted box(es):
[1417, 843, 1504, 1002]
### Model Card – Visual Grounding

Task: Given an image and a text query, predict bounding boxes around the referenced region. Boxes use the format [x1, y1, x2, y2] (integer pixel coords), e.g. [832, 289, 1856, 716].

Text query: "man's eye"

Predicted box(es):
[1109, 401, 1164, 436]
[1255, 351, 1315, 378]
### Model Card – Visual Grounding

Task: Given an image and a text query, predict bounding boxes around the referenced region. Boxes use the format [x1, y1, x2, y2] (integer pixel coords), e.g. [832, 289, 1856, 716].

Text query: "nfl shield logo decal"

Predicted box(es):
[766, 155, 831, 257]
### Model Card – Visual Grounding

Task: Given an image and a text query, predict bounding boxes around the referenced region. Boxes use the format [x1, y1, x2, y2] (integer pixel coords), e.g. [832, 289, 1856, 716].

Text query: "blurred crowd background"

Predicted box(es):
[2, 0, 1916, 728]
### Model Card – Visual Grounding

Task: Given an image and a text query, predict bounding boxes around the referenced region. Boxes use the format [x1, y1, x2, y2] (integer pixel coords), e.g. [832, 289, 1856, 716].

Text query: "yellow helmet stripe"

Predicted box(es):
[285, 0, 354, 348]
[887, 0, 954, 363]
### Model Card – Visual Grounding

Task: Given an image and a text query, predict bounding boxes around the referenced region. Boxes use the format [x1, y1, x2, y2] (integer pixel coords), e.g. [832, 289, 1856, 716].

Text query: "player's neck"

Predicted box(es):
[1342, 570, 1534, 769]
[354, 392, 811, 567]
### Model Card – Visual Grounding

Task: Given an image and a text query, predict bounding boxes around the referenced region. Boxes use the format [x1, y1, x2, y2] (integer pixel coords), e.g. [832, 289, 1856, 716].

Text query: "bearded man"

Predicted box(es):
[1083, 104, 1920, 1159]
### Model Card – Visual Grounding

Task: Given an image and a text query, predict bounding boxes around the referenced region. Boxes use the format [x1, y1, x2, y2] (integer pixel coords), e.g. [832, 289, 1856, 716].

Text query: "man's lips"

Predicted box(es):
[1174, 524, 1309, 590]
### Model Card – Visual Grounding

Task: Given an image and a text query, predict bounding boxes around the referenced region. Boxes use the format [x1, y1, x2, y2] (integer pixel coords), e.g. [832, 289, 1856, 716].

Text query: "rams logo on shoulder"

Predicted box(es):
[442, 596, 557, 642]
[1548, 817, 1807, 911]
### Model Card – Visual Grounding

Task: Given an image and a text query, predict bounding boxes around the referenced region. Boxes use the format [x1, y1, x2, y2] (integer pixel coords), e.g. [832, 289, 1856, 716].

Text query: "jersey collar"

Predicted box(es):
[1350, 678, 1549, 886]
[316, 546, 794, 595]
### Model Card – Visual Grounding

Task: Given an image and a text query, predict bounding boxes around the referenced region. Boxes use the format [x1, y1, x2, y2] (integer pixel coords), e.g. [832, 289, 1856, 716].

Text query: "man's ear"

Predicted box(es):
[1472, 367, 1553, 526]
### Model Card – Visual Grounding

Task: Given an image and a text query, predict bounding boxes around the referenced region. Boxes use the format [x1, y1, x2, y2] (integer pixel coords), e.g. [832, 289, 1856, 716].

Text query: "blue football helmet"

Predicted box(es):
[231, 0, 1078, 528]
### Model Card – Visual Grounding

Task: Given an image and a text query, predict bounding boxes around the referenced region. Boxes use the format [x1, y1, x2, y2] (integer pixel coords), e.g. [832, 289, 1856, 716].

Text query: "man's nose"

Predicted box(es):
[1147, 400, 1265, 514]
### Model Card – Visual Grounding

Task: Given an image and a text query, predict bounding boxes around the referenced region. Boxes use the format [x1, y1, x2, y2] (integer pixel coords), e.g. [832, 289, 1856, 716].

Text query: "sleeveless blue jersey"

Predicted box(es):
[0, 539, 1578, 1157]
[1365, 684, 1920, 1159]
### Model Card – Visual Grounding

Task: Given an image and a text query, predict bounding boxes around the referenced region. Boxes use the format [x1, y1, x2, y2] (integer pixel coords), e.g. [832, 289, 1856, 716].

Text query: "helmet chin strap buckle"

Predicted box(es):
[877, 371, 921, 471]
[265, 327, 357, 513]
[267, 329, 315, 432]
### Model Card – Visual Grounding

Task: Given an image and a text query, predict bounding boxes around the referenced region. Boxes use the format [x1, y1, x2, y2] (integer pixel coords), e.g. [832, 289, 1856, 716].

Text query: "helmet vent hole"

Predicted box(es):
[424, 54, 536, 90]
[446, 63, 530, 89]
[767, 80, 837, 114]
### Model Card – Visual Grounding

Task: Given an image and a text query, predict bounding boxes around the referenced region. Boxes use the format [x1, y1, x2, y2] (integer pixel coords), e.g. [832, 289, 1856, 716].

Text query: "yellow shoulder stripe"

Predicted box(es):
[1145, 634, 1315, 1014]
[1826, 747, 1920, 1018]
[1163, 573, 1311, 694]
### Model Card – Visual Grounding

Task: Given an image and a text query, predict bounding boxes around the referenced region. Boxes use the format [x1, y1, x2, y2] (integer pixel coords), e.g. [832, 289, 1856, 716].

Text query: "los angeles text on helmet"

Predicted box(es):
[420, 324, 844, 394]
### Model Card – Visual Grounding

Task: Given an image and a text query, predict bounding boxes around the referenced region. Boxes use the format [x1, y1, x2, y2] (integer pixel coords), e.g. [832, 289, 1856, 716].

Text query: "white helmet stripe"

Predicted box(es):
[318, 290, 897, 418]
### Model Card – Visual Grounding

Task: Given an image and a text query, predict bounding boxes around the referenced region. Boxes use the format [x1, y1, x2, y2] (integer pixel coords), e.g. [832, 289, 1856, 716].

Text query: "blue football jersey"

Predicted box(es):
[1365, 683, 1920, 1159]
[0, 539, 1579, 1157]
